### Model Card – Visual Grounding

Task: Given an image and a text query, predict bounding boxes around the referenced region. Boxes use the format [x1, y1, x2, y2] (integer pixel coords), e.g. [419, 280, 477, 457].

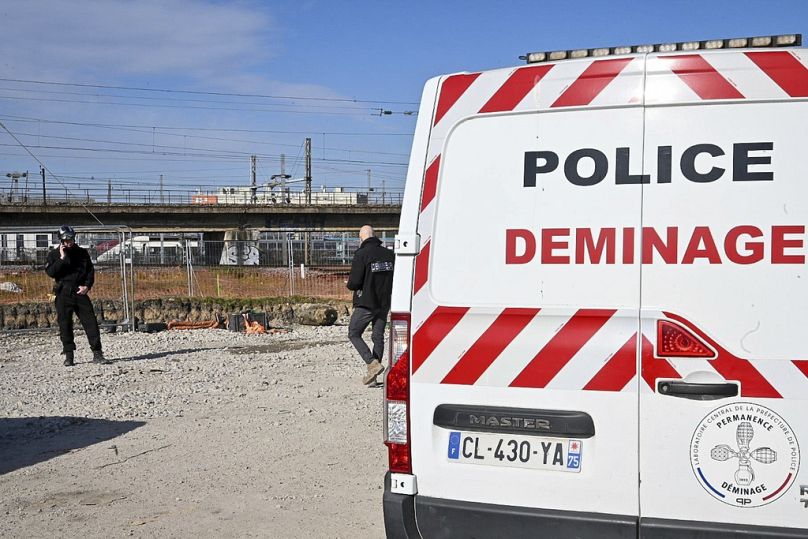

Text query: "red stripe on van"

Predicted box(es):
[510, 309, 616, 388]
[641, 334, 681, 390]
[434, 73, 481, 126]
[710, 357, 782, 398]
[663, 312, 781, 398]
[413, 240, 431, 295]
[479, 64, 554, 113]
[411, 306, 470, 374]
[551, 58, 633, 108]
[660, 54, 744, 100]
[746, 51, 808, 97]
[420, 156, 441, 212]
[583, 333, 637, 391]
[794, 360, 808, 378]
[442, 308, 540, 385]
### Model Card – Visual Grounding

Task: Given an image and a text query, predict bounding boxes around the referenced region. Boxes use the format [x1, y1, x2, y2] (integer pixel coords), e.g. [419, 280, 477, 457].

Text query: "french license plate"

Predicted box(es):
[447, 431, 583, 472]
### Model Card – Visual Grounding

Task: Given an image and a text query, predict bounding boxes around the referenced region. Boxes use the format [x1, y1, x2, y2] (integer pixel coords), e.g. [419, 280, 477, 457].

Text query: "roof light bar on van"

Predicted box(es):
[520, 33, 802, 63]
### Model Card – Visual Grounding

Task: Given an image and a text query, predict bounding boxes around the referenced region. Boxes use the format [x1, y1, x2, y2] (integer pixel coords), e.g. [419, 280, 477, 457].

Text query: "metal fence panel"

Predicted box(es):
[0, 230, 393, 303]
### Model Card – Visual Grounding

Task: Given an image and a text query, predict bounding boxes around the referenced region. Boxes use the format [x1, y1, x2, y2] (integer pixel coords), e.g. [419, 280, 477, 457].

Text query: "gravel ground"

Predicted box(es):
[0, 325, 387, 538]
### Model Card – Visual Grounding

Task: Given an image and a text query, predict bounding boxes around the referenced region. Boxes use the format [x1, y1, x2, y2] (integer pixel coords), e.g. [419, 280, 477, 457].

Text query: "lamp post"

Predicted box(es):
[5, 171, 27, 203]
[270, 174, 292, 204]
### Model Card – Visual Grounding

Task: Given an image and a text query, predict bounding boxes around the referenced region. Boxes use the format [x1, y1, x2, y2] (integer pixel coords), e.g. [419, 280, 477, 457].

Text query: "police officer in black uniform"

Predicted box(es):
[45, 226, 111, 366]
[347, 225, 394, 385]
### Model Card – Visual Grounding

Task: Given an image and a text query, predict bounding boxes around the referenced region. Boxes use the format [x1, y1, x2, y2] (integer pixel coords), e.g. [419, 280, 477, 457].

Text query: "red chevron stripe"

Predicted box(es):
[583, 333, 638, 392]
[479, 64, 554, 113]
[420, 155, 441, 211]
[641, 334, 681, 390]
[434, 73, 481, 126]
[746, 51, 808, 97]
[510, 309, 616, 388]
[711, 356, 782, 398]
[551, 58, 633, 108]
[413, 240, 430, 295]
[411, 306, 470, 374]
[793, 360, 808, 378]
[663, 312, 781, 398]
[442, 308, 540, 385]
[660, 54, 744, 100]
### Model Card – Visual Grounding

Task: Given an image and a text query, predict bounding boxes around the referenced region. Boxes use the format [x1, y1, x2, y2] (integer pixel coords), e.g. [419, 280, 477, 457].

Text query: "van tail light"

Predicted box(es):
[656, 320, 716, 358]
[384, 312, 411, 474]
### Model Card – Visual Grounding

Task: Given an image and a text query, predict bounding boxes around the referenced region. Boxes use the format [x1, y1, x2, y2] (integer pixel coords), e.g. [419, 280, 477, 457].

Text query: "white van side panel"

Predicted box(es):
[391, 78, 440, 314]
[410, 55, 646, 514]
[641, 102, 808, 360]
[399, 49, 808, 533]
[429, 109, 644, 309]
[639, 100, 808, 527]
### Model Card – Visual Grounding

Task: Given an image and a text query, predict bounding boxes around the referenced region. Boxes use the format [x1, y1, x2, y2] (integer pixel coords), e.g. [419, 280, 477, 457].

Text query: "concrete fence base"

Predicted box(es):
[0, 298, 349, 331]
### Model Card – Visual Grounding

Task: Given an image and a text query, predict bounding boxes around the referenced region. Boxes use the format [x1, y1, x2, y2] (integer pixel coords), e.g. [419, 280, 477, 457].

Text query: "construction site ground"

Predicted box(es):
[0, 324, 386, 538]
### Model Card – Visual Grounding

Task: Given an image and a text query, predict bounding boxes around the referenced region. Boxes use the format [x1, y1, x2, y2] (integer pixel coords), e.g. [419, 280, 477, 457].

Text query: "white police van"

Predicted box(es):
[383, 34, 808, 538]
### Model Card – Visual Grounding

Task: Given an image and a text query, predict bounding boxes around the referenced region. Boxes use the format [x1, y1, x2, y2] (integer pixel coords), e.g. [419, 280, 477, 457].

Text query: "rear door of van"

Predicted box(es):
[639, 49, 808, 537]
[409, 58, 646, 536]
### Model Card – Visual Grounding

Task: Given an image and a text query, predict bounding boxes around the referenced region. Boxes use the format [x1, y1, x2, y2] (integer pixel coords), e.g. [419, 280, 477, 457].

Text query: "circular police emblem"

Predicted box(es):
[690, 402, 800, 508]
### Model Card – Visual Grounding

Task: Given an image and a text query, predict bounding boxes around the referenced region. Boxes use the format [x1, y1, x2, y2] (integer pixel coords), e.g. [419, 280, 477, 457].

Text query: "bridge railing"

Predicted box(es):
[0, 185, 403, 207]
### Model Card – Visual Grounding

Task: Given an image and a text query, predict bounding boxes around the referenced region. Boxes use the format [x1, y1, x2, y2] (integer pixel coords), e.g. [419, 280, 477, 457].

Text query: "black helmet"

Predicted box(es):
[58, 225, 76, 241]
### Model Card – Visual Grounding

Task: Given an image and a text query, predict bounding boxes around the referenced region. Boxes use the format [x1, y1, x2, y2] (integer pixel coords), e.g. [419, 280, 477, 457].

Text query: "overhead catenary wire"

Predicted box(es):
[0, 143, 408, 167]
[0, 121, 104, 225]
[6, 128, 412, 158]
[0, 115, 415, 137]
[0, 85, 405, 112]
[0, 83, 413, 188]
[0, 93, 416, 116]
[0, 77, 419, 106]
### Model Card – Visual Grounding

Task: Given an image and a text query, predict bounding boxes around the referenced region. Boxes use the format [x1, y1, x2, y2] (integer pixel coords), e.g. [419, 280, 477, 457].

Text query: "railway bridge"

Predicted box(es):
[0, 203, 402, 233]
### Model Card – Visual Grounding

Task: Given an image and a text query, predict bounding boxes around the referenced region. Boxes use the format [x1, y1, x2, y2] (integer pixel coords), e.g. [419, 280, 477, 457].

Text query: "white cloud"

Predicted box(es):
[0, 0, 276, 81]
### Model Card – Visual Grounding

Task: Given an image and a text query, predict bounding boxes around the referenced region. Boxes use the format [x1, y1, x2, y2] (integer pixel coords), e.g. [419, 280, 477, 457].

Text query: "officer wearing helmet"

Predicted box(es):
[45, 226, 111, 366]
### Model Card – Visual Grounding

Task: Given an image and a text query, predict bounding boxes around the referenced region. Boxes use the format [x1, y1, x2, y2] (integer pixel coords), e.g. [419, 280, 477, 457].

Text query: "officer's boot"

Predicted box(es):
[63, 351, 74, 367]
[92, 350, 112, 365]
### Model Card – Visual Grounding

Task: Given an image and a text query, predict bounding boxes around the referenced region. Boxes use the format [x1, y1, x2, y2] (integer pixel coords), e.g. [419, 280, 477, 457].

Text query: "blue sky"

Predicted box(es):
[0, 0, 805, 200]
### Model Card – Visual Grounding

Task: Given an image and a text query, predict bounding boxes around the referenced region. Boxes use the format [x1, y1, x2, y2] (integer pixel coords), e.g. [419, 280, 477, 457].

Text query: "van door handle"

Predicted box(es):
[657, 380, 739, 400]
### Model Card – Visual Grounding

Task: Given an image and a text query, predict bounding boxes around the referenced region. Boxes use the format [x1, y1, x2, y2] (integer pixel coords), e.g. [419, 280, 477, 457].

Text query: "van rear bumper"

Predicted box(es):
[383, 474, 806, 538]
[640, 518, 808, 538]
[383, 473, 421, 539]
[383, 472, 635, 539]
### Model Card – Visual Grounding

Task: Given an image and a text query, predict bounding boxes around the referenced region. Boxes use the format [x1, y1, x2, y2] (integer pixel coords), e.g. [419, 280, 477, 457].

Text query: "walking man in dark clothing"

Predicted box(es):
[45, 225, 110, 366]
[347, 225, 394, 385]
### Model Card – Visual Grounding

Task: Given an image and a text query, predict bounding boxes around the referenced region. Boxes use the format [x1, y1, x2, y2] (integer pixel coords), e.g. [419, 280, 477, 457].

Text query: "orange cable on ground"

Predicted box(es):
[167, 320, 220, 330]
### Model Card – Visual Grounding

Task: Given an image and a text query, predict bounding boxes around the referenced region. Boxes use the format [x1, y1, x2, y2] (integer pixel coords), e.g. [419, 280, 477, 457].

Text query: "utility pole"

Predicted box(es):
[40, 166, 46, 206]
[367, 169, 372, 193]
[304, 139, 311, 205]
[107, 180, 112, 204]
[250, 155, 257, 204]
[159, 174, 164, 204]
[304, 139, 312, 266]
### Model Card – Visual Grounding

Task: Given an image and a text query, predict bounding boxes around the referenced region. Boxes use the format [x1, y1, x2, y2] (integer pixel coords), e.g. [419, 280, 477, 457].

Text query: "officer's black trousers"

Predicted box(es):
[55, 291, 102, 353]
[348, 306, 387, 364]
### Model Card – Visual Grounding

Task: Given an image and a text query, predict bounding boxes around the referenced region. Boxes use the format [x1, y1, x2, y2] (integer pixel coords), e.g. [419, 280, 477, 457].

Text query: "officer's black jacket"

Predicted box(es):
[45, 245, 95, 293]
[347, 236, 394, 315]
